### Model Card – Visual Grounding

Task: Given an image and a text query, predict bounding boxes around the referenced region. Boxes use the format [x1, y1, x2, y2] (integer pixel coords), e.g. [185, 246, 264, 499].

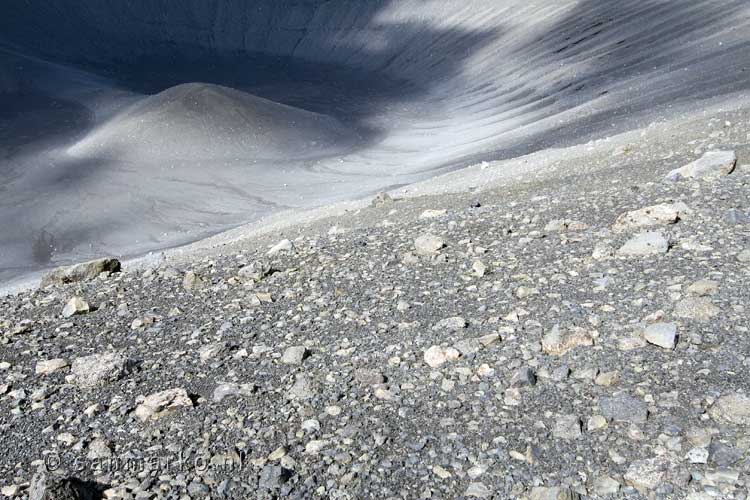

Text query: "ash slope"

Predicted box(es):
[1, 0, 750, 284]
[68, 83, 359, 162]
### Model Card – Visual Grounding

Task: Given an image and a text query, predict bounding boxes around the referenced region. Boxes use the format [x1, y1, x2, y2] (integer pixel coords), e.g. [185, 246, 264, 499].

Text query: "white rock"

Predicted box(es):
[70, 352, 130, 388]
[281, 345, 307, 365]
[593, 476, 620, 496]
[472, 260, 487, 277]
[685, 447, 709, 464]
[624, 458, 667, 493]
[709, 393, 750, 425]
[674, 297, 720, 321]
[612, 203, 690, 232]
[553, 415, 582, 440]
[529, 486, 579, 500]
[617, 231, 669, 256]
[135, 388, 193, 422]
[35, 358, 69, 375]
[414, 234, 445, 255]
[419, 209, 447, 219]
[305, 440, 328, 454]
[643, 322, 677, 349]
[41, 258, 121, 286]
[687, 279, 719, 296]
[62, 296, 90, 318]
[665, 150, 736, 181]
[267, 239, 294, 256]
[423, 346, 460, 368]
[541, 325, 593, 356]
[465, 482, 492, 498]
[433, 316, 467, 331]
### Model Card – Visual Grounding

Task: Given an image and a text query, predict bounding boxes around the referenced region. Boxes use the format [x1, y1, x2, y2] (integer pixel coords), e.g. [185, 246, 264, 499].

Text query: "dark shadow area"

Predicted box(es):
[0, 1, 498, 131]
[0, 90, 94, 159]
[470, 0, 750, 164]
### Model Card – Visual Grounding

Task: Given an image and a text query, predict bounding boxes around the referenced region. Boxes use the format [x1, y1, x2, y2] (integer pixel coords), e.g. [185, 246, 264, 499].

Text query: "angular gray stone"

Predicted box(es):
[612, 203, 689, 233]
[267, 238, 294, 256]
[553, 415, 582, 440]
[62, 296, 90, 318]
[510, 367, 536, 387]
[213, 383, 256, 402]
[709, 393, 750, 425]
[599, 394, 648, 423]
[70, 352, 130, 388]
[617, 231, 669, 256]
[135, 388, 193, 421]
[643, 322, 677, 349]
[41, 258, 121, 287]
[414, 234, 445, 255]
[281, 345, 308, 365]
[674, 297, 720, 321]
[287, 374, 315, 400]
[665, 150, 736, 181]
[624, 458, 667, 493]
[353, 368, 385, 385]
[35, 358, 69, 375]
[182, 271, 206, 290]
[529, 486, 579, 500]
[434, 316, 468, 331]
[465, 482, 492, 498]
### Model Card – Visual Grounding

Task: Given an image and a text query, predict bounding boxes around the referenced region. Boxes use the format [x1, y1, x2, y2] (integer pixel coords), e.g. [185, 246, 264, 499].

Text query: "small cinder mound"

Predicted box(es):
[67, 83, 357, 162]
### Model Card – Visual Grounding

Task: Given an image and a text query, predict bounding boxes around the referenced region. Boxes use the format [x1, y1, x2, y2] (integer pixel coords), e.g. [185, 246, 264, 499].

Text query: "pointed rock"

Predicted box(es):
[41, 258, 121, 287]
[611, 203, 690, 233]
[666, 150, 736, 181]
[541, 325, 593, 356]
[617, 231, 669, 256]
[135, 388, 193, 421]
[62, 297, 90, 318]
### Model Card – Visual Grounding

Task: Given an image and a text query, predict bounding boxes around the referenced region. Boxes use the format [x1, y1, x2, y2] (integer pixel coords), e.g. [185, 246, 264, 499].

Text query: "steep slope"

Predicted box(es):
[0, 1, 749, 283]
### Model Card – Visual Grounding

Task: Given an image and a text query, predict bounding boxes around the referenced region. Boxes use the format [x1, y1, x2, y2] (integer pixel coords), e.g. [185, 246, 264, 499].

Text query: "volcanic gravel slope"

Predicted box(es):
[1, 98, 749, 498]
[1, 1, 750, 283]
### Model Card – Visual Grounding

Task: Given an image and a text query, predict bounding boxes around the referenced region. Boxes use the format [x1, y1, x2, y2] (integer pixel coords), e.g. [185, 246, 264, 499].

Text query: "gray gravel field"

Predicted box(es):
[1, 104, 750, 499]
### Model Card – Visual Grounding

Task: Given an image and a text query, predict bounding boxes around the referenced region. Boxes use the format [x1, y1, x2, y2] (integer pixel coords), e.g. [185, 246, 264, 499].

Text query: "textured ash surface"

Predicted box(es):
[2, 1, 750, 282]
[1, 102, 749, 499]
